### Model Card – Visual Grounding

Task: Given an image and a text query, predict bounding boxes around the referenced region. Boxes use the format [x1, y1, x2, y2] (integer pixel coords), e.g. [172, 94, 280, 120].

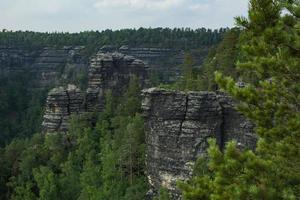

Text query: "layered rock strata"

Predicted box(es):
[86, 52, 149, 111]
[142, 88, 256, 199]
[0, 46, 87, 88]
[119, 46, 183, 82]
[42, 52, 149, 133]
[100, 46, 208, 82]
[42, 85, 85, 133]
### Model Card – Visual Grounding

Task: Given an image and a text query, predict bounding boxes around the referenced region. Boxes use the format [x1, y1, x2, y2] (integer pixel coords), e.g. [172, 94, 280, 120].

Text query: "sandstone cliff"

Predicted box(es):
[38, 48, 257, 200]
[42, 85, 85, 133]
[0, 46, 88, 88]
[86, 52, 149, 111]
[0, 45, 208, 87]
[42, 52, 149, 133]
[100, 46, 208, 82]
[142, 88, 257, 199]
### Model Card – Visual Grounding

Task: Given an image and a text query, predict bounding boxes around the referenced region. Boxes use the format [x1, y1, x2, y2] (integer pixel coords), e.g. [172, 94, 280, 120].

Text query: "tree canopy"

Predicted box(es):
[179, 0, 300, 199]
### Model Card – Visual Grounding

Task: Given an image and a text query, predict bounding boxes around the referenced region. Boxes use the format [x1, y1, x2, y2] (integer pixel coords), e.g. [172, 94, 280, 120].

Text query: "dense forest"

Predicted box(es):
[0, 28, 226, 53]
[0, 73, 48, 146]
[159, 28, 240, 92]
[0, 0, 300, 199]
[0, 77, 147, 200]
[178, 0, 300, 199]
[0, 27, 226, 146]
[0, 26, 232, 198]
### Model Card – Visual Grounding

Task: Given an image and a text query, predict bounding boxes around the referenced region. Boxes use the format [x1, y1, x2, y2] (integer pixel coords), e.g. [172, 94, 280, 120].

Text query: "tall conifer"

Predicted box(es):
[179, 0, 300, 199]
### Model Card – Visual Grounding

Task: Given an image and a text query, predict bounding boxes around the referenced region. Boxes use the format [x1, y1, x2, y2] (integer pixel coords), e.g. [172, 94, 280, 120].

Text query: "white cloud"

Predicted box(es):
[9, 0, 66, 15]
[188, 3, 210, 12]
[0, 0, 248, 32]
[94, 0, 185, 11]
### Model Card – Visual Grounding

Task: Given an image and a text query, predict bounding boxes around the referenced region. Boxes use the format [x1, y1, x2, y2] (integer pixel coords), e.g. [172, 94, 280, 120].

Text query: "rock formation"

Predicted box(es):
[37, 46, 258, 199]
[0, 45, 208, 87]
[142, 88, 257, 199]
[42, 84, 85, 133]
[0, 46, 87, 88]
[86, 52, 149, 111]
[42, 52, 149, 133]
[100, 46, 209, 82]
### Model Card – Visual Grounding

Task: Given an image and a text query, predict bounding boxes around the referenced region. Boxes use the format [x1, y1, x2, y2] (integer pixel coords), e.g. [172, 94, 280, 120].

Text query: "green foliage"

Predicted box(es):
[154, 188, 171, 200]
[98, 76, 147, 200]
[149, 71, 163, 87]
[160, 53, 204, 91]
[160, 29, 241, 92]
[0, 73, 47, 146]
[179, 0, 300, 199]
[199, 28, 241, 90]
[0, 28, 226, 52]
[33, 167, 59, 200]
[0, 76, 148, 200]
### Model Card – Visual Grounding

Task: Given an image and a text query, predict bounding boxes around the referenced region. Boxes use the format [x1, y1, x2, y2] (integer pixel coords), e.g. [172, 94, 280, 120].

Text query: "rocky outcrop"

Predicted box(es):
[142, 88, 256, 199]
[86, 52, 149, 111]
[42, 52, 149, 133]
[0, 46, 36, 74]
[42, 85, 85, 133]
[0, 45, 208, 87]
[0, 46, 87, 88]
[119, 46, 183, 82]
[100, 46, 209, 82]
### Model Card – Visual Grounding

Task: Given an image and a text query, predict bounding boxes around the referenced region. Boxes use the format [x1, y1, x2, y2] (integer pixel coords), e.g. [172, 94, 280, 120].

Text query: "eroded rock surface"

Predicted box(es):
[0, 46, 87, 88]
[100, 46, 208, 82]
[86, 52, 149, 111]
[42, 84, 85, 133]
[142, 88, 256, 199]
[42, 52, 149, 133]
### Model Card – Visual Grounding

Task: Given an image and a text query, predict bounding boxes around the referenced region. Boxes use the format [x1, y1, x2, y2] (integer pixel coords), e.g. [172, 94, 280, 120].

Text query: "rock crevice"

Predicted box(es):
[42, 52, 149, 133]
[142, 88, 257, 199]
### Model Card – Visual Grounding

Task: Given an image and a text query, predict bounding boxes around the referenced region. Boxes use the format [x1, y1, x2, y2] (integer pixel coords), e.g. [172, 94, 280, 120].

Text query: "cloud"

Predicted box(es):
[0, 0, 248, 32]
[94, 0, 184, 11]
[188, 3, 210, 12]
[188, 0, 247, 13]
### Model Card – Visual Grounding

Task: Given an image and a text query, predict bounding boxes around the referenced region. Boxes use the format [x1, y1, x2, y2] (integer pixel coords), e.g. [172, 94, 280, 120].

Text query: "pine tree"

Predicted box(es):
[33, 167, 59, 200]
[97, 76, 147, 200]
[179, 0, 300, 199]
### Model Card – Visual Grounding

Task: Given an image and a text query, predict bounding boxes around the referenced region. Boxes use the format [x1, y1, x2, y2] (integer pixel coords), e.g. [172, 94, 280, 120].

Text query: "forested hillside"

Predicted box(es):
[0, 27, 226, 147]
[0, 73, 48, 146]
[0, 0, 299, 199]
[0, 27, 229, 199]
[0, 26, 243, 199]
[0, 28, 226, 53]
[0, 77, 148, 200]
[179, 0, 300, 199]
[159, 28, 241, 92]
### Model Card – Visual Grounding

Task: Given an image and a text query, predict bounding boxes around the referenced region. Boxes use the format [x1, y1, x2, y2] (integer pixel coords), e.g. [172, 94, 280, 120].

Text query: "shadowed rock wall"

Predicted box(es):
[142, 88, 257, 199]
[0, 46, 87, 88]
[42, 52, 149, 133]
[42, 85, 85, 133]
[100, 46, 209, 82]
[86, 52, 149, 112]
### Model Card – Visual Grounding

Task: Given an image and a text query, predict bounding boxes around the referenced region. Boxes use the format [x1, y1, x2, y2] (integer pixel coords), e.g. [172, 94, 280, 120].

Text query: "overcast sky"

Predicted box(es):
[0, 0, 249, 32]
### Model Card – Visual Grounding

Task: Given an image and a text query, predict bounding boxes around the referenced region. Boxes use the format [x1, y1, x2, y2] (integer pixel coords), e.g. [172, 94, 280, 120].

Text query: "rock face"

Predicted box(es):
[0, 46, 36, 74]
[0, 45, 208, 87]
[42, 85, 85, 133]
[100, 46, 209, 82]
[142, 88, 256, 199]
[0, 46, 87, 88]
[42, 52, 149, 133]
[86, 52, 149, 111]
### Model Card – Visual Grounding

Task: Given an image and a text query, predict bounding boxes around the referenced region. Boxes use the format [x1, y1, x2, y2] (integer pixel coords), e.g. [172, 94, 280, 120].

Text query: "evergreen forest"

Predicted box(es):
[0, 0, 300, 199]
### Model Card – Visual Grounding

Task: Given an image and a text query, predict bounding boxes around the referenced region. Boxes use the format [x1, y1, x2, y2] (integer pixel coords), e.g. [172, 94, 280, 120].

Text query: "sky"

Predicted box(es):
[0, 0, 249, 32]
